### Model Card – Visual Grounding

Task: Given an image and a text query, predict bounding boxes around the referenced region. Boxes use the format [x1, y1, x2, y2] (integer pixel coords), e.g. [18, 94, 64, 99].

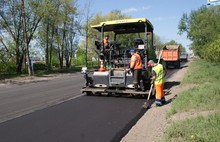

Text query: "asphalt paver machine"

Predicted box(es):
[81, 18, 155, 97]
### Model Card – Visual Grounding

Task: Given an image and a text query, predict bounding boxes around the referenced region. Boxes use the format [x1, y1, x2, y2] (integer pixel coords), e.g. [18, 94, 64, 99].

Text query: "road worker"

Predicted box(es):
[148, 60, 166, 106]
[103, 35, 109, 49]
[130, 49, 142, 91]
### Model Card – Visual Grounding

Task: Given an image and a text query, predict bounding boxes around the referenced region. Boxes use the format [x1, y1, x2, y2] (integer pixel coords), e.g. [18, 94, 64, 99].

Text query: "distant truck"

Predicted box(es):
[160, 45, 181, 68]
[180, 52, 188, 62]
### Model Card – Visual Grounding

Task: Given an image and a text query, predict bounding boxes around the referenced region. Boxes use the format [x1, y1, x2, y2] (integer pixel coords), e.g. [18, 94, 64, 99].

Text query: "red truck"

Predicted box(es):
[161, 45, 181, 68]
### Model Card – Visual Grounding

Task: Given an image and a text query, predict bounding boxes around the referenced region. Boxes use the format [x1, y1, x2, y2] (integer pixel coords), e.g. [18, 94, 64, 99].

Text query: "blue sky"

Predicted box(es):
[79, 0, 208, 52]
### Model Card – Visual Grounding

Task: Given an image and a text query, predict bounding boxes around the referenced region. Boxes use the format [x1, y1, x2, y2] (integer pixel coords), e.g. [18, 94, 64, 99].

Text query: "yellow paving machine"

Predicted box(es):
[81, 18, 156, 97]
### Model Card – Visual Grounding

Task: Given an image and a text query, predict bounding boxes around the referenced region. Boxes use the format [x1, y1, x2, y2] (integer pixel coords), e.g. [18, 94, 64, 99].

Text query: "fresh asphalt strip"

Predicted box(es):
[0, 95, 148, 142]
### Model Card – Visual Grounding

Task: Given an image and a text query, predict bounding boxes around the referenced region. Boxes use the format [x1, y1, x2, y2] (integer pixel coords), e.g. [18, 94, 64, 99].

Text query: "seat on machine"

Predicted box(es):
[133, 38, 144, 49]
[95, 40, 101, 50]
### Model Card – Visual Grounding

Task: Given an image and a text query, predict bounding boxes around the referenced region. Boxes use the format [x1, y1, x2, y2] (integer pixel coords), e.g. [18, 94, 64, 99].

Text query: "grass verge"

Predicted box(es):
[163, 113, 220, 142]
[163, 59, 220, 142]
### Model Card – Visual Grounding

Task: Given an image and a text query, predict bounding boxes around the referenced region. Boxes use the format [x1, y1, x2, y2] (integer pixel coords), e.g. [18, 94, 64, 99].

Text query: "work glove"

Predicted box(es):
[150, 78, 154, 84]
[151, 80, 154, 84]
[130, 68, 134, 74]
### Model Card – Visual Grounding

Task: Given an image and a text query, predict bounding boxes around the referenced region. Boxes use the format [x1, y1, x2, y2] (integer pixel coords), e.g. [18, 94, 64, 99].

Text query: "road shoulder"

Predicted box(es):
[121, 62, 190, 142]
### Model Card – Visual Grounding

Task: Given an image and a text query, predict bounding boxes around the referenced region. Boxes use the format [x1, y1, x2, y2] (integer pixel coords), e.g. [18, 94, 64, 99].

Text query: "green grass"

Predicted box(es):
[0, 66, 84, 80]
[167, 82, 220, 116]
[167, 59, 220, 116]
[182, 59, 220, 84]
[162, 113, 220, 142]
[163, 59, 220, 142]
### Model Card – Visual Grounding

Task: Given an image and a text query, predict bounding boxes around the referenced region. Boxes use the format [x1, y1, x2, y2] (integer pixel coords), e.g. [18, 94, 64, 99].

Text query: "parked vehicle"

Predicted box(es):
[81, 18, 155, 97]
[180, 52, 188, 62]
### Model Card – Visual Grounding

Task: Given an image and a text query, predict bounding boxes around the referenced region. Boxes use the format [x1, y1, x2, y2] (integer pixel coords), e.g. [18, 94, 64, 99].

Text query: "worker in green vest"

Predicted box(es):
[148, 60, 166, 106]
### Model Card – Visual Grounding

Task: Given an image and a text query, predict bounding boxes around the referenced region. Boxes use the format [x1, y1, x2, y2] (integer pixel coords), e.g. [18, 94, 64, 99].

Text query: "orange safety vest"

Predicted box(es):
[130, 53, 142, 69]
[103, 38, 109, 48]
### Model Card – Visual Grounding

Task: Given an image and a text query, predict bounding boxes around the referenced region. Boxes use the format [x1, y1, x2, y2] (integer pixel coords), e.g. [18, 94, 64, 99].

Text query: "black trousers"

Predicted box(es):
[133, 69, 142, 85]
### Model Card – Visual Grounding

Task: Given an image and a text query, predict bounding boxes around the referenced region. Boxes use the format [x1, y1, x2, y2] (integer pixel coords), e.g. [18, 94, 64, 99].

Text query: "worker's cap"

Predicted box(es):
[147, 60, 154, 66]
[129, 49, 135, 53]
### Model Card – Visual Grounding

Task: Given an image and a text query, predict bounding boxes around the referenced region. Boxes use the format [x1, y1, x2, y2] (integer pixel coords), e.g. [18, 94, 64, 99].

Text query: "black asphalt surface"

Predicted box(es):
[0, 96, 147, 142]
[0, 66, 181, 142]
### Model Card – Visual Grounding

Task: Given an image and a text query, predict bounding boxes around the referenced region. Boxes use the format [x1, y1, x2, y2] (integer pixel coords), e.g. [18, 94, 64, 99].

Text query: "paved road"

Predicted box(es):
[0, 74, 83, 123]
[0, 67, 180, 142]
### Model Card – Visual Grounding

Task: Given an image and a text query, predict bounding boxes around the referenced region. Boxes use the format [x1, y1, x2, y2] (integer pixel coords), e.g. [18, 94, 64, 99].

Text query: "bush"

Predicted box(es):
[203, 38, 220, 63]
[33, 62, 47, 71]
[0, 62, 16, 74]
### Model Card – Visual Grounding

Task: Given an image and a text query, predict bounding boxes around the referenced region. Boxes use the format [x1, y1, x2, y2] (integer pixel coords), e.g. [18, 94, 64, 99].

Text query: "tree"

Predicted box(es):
[82, 0, 94, 67]
[178, 5, 220, 60]
[78, 10, 131, 62]
[165, 40, 186, 53]
[0, 0, 25, 74]
[0, 0, 44, 75]
[37, 0, 79, 69]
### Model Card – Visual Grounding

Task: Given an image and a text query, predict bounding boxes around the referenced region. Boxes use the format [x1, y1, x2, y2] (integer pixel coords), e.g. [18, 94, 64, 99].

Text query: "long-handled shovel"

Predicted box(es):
[142, 83, 153, 109]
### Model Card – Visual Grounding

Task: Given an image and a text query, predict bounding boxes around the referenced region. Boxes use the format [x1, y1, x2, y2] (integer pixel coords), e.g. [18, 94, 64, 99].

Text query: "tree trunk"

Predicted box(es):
[21, 0, 33, 76]
[45, 16, 50, 71]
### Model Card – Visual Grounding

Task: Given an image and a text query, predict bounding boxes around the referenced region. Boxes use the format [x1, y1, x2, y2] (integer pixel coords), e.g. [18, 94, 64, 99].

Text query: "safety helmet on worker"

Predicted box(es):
[147, 60, 155, 67]
[129, 49, 135, 53]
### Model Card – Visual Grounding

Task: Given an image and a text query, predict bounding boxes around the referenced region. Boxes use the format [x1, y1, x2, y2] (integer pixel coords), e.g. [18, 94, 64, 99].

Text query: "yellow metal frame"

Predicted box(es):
[91, 18, 154, 34]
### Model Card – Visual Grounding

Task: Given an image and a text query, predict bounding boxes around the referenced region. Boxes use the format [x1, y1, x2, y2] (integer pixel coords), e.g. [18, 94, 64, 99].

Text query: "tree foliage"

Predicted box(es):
[37, 0, 79, 69]
[78, 10, 131, 63]
[165, 40, 186, 53]
[0, 0, 80, 75]
[178, 5, 220, 62]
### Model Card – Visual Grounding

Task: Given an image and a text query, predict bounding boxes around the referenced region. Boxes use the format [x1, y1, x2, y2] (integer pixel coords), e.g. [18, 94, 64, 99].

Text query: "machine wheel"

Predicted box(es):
[95, 92, 101, 96]
[86, 91, 93, 96]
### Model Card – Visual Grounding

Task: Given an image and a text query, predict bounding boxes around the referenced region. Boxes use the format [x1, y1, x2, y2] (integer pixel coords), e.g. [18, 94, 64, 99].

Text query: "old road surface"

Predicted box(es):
[0, 66, 181, 142]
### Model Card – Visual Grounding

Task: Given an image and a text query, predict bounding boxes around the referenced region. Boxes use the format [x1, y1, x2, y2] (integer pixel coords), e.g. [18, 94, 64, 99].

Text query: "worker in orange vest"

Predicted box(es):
[103, 35, 109, 49]
[148, 60, 166, 106]
[130, 49, 142, 91]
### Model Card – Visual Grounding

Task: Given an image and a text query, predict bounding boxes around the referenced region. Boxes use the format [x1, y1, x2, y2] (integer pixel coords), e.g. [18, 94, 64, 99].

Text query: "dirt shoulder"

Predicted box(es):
[121, 61, 191, 142]
[0, 73, 80, 86]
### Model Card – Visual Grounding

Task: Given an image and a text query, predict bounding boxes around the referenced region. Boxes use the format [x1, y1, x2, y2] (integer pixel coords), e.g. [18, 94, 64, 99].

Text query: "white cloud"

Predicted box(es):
[121, 6, 151, 14]
[141, 6, 151, 10]
[122, 8, 138, 13]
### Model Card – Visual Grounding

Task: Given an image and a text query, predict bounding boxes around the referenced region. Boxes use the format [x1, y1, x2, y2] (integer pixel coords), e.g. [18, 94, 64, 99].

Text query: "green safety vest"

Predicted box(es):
[152, 64, 165, 85]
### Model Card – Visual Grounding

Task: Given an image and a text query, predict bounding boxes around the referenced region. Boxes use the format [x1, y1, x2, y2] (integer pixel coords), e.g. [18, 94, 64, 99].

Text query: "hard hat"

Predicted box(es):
[147, 60, 154, 67]
[148, 60, 154, 64]
[129, 49, 135, 53]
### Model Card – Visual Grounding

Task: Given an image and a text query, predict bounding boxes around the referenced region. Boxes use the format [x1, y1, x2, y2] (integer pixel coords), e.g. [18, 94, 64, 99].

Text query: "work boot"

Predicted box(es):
[134, 83, 139, 91]
[155, 102, 162, 107]
[161, 97, 166, 105]
[155, 99, 162, 107]
[140, 80, 145, 91]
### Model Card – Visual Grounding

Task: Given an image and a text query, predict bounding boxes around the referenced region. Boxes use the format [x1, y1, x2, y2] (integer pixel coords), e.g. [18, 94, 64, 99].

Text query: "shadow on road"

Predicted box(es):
[164, 81, 180, 90]
[164, 81, 180, 96]
[180, 65, 188, 69]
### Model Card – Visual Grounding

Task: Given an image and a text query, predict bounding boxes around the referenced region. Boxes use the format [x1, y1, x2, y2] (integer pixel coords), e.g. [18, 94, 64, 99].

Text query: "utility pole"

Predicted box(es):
[84, 0, 93, 68]
[21, 0, 33, 76]
[85, 20, 88, 67]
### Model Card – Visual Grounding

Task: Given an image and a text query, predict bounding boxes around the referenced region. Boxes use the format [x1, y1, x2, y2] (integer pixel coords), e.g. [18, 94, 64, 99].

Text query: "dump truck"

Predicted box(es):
[161, 45, 180, 68]
[180, 52, 188, 62]
[81, 18, 156, 97]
